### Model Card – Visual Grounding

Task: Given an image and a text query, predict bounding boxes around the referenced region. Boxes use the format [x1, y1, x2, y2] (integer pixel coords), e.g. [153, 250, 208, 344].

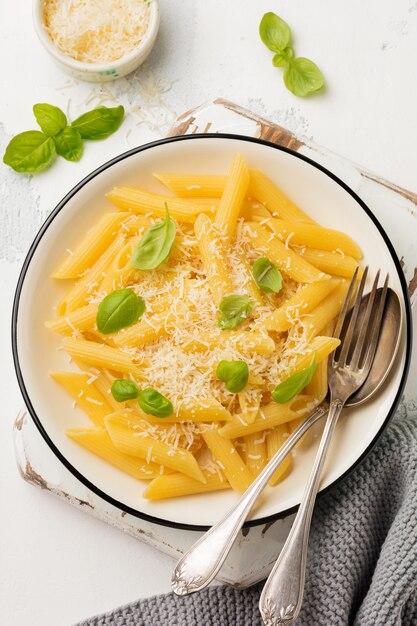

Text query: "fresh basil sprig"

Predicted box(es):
[131, 204, 176, 270]
[216, 360, 249, 393]
[272, 355, 317, 404]
[3, 131, 56, 173]
[53, 127, 83, 162]
[71, 105, 124, 140]
[138, 388, 173, 418]
[33, 103, 67, 136]
[3, 103, 124, 173]
[111, 379, 139, 402]
[96, 288, 145, 334]
[259, 12, 324, 97]
[218, 294, 254, 330]
[252, 257, 282, 293]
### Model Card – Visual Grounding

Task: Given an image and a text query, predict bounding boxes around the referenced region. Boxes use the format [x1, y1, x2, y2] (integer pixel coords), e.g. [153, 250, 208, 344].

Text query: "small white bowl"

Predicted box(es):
[32, 0, 160, 82]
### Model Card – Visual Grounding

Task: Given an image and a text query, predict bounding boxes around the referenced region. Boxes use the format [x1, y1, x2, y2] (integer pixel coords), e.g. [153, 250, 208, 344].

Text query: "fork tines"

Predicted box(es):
[332, 267, 389, 371]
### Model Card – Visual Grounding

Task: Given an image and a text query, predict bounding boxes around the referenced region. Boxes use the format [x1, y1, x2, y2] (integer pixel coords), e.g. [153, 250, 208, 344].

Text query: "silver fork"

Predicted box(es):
[259, 267, 388, 625]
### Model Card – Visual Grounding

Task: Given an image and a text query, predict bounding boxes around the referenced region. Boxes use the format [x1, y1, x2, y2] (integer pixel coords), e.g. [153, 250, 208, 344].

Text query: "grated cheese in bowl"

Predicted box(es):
[33, 0, 160, 81]
[43, 0, 151, 64]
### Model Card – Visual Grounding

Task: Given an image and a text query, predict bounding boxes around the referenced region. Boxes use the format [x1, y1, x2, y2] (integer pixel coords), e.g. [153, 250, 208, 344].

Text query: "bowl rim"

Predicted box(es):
[12, 133, 413, 531]
[32, 0, 160, 73]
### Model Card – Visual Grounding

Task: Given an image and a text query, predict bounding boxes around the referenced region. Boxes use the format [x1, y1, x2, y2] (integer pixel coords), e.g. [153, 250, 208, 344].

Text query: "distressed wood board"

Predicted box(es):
[14, 99, 417, 588]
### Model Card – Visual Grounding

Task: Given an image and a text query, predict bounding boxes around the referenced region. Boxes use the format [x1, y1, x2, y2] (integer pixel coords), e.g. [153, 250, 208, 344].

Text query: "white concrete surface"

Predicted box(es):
[1, 1, 416, 624]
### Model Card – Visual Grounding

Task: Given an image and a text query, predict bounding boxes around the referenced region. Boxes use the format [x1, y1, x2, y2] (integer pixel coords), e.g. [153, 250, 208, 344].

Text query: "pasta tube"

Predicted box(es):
[143, 470, 230, 500]
[66, 429, 165, 480]
[202, 429, 254, 493]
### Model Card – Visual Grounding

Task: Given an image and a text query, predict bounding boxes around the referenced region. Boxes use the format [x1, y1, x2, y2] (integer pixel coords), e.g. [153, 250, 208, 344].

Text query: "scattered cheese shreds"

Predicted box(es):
[43, 0, 151, 64]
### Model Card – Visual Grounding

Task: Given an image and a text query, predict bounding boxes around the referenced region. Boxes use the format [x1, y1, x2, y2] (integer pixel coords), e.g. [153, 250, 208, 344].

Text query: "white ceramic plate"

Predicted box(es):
[13, 135, 411, 530]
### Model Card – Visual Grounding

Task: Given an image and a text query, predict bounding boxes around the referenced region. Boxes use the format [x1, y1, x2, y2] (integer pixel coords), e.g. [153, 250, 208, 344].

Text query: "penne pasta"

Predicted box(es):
[294, 246, 363, 278]
[50, 371, 113, 427]
[106, 187, 216, 223]
[121, 393, 233, 423]
[143, 469, 230, 500]
[105, 415, 205, 483]
[244, 222, 327, 283]
[263, 279, 338, 332]
[266, 424, 292, 486]
[262, 218, 363, 259]
[98, 236, 140, 293]
[183, 330, 275, 356]
[62, 337, 143, 378]
[305, 357, 329, 403]
[66, 428, 165, 479]
[53, 213, 130, 279]
[298, 281, 349, 340]
[249, 170, 315, 223]
[194, 213, 233, 304]
[238, 389, 262, 424]
[245, 432, 268, 476]
[219, 395, 316, 439]
[215, 153, 250, 241]
[285, 335, 341, 377]
[202, 428, 254, 493]
[46, 302, 98, 335]
[46, 155, 364, 503]
[153, 173, 226, 198]
[57, 233, 126, 316]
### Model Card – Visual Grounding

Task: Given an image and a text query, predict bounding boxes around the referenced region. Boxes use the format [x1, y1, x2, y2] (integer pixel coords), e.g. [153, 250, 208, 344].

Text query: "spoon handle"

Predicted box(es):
[171, 402, 329, 597]
[259, 398, 344, 625]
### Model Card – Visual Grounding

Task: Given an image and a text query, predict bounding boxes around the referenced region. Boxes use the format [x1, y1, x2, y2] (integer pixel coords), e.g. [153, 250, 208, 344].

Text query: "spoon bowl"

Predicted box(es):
[347, 288, 402, 406]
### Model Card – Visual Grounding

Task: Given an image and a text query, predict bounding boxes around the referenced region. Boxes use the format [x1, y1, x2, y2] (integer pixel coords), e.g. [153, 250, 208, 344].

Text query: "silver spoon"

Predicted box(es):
[171, 287, 401, 597]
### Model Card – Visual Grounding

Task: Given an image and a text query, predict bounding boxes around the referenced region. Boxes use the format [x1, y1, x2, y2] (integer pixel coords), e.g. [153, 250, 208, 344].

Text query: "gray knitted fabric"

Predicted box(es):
[79, 410, 417, 626]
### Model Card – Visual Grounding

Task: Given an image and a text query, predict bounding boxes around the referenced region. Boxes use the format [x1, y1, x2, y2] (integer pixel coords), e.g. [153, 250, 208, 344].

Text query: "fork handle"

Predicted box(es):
[259, 398, 344, 626]
[171, 402, 329, 597]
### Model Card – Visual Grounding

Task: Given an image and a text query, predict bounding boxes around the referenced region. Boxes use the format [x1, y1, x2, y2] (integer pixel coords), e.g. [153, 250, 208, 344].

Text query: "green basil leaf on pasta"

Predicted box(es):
[3, 131, 56, 172]
[71, 105, 124, 140]
[216, 360, 249, 393]
[96, 288, 145, 334]
[252, 257, 282, 293]
[272, 355, 317, 404]
[111, 379, 139, 402]
[53, 127, 83, 162]
[33, 103, 67, 136]
[218, 294, 254, 330]
[259, 12, 291, 52]
[284, 57, 325, 97]
[131, 204, 176, 270]
[137, 388, 173, 418]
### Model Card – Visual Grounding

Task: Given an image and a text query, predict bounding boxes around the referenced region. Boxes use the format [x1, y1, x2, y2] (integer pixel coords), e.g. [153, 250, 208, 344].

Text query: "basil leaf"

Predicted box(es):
[3, 131, 56, 173]
[138, 388, 173, 418]
[252, 258, 282, 293]
[216, 360, 249, 393]
[53, 127, 83, 161]
[259, 12, 291, 52]
[111, 379, 139, 402]
[272, 47, 294, 67]
[131, 204, 176, 270]
[96, 288, 145, 334]
[272, 355, 317, 404]
[72, 105, 124, 140]
[33, 103, 67, 136]
[284, 57, 325, 97]
[218, 295, 254, 330]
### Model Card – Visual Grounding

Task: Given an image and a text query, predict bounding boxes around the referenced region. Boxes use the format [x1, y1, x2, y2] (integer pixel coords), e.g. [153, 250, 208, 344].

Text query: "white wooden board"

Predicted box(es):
[14, 99, 417, 587]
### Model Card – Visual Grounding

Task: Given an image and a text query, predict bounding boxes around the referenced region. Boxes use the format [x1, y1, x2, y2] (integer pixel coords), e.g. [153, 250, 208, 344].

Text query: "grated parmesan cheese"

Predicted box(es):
[43, 0, 151, 64]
